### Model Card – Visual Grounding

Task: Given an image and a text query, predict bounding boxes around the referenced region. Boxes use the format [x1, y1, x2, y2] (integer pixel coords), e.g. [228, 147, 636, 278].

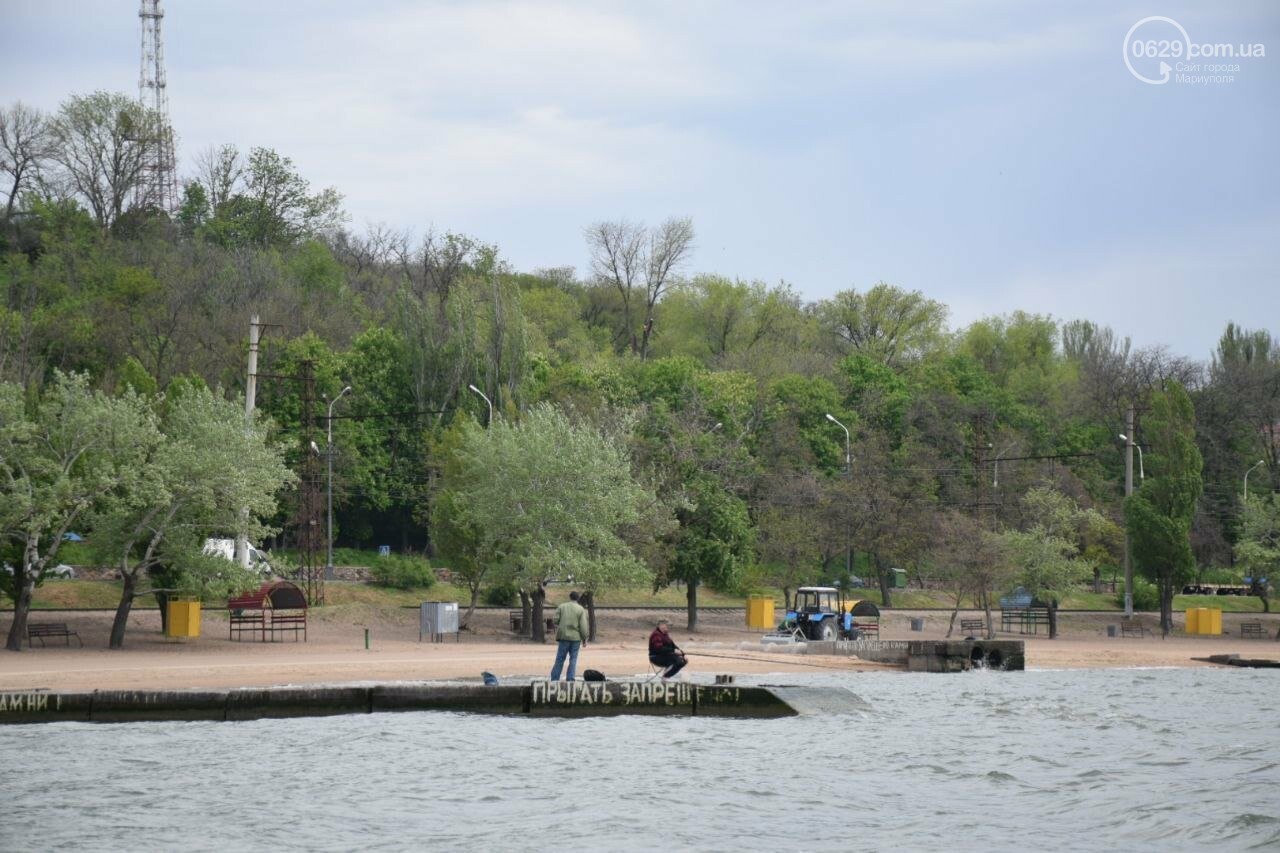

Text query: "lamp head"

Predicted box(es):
[1118, 433, 1128, 442]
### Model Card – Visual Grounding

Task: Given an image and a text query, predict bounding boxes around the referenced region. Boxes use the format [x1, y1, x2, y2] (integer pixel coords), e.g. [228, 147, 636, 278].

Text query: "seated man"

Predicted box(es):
[648, 618, 687, 679]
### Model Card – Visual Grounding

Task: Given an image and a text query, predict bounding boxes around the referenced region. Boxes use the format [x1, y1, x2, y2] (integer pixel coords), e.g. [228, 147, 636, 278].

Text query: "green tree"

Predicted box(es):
[1000, 487, 1115, 638]
[1125, 382, 1203, 635]
[817, 282, 948, 367]
[667, 477, 754, 631]
[203, 146, 345, 247]
[1235, 492, 1279, 615]
[89, 385, 294, 648]
[436, 404, 663, 642]
[1, 373, 155, 650]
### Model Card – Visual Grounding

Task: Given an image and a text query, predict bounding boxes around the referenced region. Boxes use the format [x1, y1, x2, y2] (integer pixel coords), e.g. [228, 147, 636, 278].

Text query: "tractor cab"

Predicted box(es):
[781, 586, 851, 642]
[793, 586, 840, 615]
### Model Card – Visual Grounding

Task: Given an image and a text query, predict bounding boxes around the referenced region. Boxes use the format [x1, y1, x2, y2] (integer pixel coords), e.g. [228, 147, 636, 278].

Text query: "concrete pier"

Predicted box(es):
[0, 681, 799, 725]
[804, 638, 1025, 671]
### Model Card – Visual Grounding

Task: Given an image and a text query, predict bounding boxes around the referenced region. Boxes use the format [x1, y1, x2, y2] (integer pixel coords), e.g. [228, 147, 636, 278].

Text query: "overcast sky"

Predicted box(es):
[5, 1, 1277, 360]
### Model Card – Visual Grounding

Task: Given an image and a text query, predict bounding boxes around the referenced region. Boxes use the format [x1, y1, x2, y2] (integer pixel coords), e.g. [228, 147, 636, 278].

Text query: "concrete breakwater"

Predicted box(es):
[0, 681, 798, 725]
[804, 638, 1026, 671]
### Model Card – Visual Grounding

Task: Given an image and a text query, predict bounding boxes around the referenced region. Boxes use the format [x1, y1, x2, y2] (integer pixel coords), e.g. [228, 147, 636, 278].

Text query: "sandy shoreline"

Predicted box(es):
[2, 607, 1277, 692]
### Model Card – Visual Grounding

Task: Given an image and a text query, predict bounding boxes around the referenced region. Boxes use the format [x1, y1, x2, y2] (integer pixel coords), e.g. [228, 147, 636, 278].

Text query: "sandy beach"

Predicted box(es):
[2, 607, 1277, 692]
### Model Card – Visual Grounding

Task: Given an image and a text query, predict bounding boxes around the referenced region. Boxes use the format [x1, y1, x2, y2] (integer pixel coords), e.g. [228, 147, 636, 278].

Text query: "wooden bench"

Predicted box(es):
[27, 622, 82, 648]
[1240, 621, 1268, 639]
[508, 611, 555, 633]
[960, 618, 985, 635]
[1121, 621, 1147, 638]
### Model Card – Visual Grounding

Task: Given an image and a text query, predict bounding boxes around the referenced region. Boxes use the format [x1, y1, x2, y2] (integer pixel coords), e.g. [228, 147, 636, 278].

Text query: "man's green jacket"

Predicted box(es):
[553, 600, 589, 642]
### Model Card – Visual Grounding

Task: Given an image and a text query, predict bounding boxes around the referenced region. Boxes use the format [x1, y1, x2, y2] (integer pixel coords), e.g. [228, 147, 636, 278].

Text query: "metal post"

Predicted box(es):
[326, 386, 352, 581]
[1123, 407, 1134, 618]
[825, 414, 852, 577]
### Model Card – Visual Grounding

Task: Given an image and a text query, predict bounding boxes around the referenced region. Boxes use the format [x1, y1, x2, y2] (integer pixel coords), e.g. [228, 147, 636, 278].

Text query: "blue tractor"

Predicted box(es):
[781, 586, 856, 642]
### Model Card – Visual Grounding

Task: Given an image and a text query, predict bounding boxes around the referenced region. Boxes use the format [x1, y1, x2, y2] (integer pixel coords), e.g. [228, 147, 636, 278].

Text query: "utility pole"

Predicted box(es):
[236, 315, 260, 570]
[1123, 406, 1135, 618]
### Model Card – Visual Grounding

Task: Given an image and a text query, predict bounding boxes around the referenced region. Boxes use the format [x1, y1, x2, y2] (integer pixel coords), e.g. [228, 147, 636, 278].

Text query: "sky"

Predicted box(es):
[4, 1, 1278, 361]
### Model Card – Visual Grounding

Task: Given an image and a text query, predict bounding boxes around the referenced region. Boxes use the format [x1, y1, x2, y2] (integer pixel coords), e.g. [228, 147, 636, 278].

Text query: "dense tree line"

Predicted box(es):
[3, 93, 1277, 642]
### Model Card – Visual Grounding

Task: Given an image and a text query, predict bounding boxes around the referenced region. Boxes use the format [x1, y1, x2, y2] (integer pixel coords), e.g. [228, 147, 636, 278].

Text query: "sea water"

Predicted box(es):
[1, 667, 1277, 852]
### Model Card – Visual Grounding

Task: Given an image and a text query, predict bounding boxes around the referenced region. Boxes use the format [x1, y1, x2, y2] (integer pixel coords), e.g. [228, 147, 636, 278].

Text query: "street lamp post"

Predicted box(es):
[825, 413, 852, 578]
[1244, 459, 1266, 500]
[825, 413, 850, 471]
[468, 384, 493, 426]
[326, 386, 352, 581]
[1121, 409, 1135, 618]
[1119, 434, 1144, 481]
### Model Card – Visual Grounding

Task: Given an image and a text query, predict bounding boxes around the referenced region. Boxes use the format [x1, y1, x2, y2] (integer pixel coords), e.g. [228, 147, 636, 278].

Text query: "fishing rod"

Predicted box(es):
[682, 649, 878, 672]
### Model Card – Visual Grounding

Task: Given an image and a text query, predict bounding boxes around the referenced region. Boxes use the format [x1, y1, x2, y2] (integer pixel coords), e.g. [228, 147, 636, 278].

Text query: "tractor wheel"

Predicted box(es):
[817, 619, 838, 642]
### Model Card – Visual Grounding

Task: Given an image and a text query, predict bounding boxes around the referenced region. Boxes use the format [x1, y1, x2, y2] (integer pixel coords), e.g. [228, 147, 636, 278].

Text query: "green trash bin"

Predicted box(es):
[890, 568, 908, 589]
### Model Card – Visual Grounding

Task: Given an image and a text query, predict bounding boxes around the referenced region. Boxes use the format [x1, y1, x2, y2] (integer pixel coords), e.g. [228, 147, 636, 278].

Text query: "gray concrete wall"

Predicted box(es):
[0, 681, 797, 725]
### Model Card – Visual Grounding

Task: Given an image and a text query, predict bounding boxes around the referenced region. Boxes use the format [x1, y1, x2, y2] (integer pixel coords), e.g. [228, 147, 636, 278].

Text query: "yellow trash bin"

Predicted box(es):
[746, 596, 775, 630]
[166, 597, 201, 639]
[1185, 608, 1201, 635]
[1204, 608, 1222, 635]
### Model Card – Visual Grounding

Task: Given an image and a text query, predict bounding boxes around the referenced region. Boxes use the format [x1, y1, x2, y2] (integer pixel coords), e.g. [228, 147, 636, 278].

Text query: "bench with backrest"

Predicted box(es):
[1240, 621, 1268, 639]
[1121, 621, 1147, 638]
[1001, 607, 1050, 635]
[508, 610, 555, 634]
[960, 618, 986, 635]
[27, 622, 82, 648]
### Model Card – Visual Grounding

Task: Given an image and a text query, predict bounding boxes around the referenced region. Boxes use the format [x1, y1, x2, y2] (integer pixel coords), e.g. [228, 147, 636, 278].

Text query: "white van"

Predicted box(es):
[203, 538, 272, 577]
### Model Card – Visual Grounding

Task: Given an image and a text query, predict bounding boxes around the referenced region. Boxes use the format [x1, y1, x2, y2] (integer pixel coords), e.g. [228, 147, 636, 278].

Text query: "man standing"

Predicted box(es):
[550, 591, 590, 681]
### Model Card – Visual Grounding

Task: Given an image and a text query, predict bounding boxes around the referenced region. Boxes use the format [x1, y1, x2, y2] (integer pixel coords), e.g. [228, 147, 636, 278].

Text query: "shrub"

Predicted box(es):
[1118, 578, 1159, 611]
[367, 555, 436, 590]
[482, 581, 519, 607]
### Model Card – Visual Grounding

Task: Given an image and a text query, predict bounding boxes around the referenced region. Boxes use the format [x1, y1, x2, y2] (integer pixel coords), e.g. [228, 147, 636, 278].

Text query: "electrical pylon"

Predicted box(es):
[138, 0, 178, 211]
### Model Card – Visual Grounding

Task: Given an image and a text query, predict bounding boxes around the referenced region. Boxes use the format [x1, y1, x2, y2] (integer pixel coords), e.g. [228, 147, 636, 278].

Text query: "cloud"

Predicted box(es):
[965, 216, 1280, 359]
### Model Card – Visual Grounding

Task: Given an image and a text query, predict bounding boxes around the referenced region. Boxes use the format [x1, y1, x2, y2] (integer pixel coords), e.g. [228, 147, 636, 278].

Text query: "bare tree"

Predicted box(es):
[191, 143, 244, 210]
[48, 91, 154, 229]
[586, 216, 694, 358]
[585, 219, 644, 352]
[641, 216, 695, 359]
[0, 101, 55, 221]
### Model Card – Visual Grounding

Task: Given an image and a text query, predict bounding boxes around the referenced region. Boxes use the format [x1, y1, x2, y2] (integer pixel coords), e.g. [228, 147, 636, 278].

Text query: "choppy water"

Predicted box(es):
[2, 668, 1278, 852]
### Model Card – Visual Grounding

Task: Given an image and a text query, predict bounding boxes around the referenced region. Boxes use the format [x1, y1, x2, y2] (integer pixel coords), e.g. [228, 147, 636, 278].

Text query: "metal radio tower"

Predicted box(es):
[138, 0, 178, 211]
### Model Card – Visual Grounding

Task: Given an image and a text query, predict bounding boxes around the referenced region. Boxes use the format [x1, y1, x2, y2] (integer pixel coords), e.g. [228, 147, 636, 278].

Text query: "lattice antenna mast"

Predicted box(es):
[138, 0, 178, 211]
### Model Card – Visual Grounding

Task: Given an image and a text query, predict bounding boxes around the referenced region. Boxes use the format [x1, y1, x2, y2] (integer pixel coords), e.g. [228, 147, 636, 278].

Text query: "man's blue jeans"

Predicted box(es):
[550, 640, 582, 681]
